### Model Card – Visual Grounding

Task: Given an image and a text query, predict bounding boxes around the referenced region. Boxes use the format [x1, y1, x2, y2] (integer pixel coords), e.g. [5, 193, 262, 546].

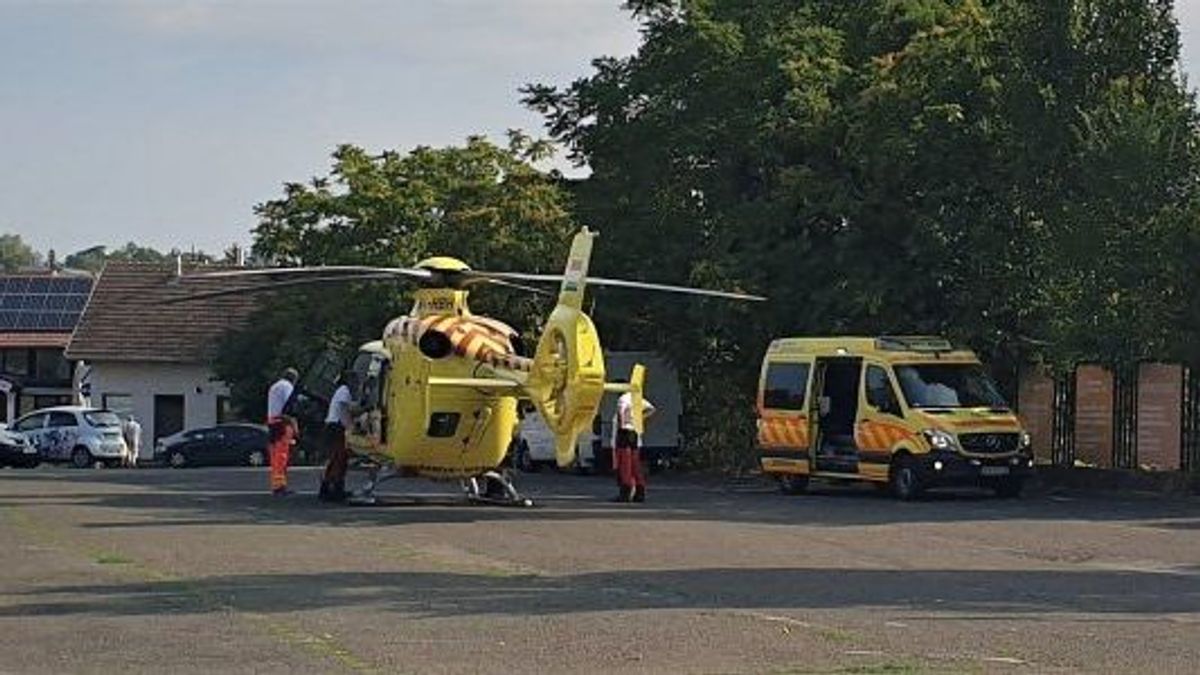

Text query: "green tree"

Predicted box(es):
[64, 242, 174, 273]
[63, 245, 107, 272]
[0, 233, 39, 272]
[215, 134, 576, 419]
[524, 0, 1200, 468]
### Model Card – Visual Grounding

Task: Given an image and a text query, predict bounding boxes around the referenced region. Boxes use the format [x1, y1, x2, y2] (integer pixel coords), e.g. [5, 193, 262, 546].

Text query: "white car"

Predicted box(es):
[0, 426, 39, 468]
[10, 406, 128, 468]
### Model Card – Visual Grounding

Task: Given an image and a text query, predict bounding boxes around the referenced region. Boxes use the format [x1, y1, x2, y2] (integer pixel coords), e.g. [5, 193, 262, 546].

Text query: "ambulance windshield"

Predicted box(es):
[894, 364, 1009, 410]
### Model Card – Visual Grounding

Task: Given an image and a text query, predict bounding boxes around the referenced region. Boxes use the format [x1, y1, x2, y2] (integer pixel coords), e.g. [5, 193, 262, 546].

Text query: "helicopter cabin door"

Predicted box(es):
[812, 357, 863, 474]
[345, 347, 390, 455]
[757, 358, 814, 476]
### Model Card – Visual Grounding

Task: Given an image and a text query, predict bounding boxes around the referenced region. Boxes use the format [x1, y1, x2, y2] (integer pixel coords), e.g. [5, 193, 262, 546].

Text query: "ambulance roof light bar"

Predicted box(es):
[875, 336, 955, 353]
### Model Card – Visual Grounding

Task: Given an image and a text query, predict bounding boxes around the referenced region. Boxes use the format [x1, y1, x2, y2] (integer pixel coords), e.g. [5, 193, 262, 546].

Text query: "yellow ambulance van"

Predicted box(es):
[756, 336, 1033, 499]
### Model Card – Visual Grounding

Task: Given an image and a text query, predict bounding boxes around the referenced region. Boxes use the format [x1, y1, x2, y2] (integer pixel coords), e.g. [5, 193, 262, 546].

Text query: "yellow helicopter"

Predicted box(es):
[181, 228, 762, 505]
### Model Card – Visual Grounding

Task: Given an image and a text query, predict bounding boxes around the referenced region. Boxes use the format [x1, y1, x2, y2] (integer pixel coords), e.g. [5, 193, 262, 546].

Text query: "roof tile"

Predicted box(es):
[65, 262, 261, 363]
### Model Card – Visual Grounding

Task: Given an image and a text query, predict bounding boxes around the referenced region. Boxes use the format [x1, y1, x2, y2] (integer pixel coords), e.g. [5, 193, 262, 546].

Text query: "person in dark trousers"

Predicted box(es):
[319, 372, 355, 502]
[612, 390, 656, 503]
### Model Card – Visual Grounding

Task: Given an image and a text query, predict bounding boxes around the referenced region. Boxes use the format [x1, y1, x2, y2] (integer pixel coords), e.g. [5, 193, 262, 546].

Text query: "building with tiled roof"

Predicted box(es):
[65, 261, 260, 456]
[0, 272, 94, 423]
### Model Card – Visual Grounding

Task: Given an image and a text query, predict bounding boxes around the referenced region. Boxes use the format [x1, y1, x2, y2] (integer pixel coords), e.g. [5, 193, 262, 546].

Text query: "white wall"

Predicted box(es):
[85, 361, 232, 460]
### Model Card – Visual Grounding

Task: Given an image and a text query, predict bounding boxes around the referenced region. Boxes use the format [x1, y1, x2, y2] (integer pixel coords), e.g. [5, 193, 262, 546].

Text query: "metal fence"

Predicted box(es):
[1028, 364, 1200, 473]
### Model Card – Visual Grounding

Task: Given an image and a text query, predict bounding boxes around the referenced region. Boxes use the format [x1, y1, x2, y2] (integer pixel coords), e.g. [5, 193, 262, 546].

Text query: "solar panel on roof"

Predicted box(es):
[0, 275, 93, 333]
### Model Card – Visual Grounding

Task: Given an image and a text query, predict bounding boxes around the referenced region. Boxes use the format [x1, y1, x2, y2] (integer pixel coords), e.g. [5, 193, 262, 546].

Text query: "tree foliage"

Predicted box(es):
[63, 242, 220, 273]
[214, 134, 576, 419]
[523, 0, 1200, 468]
[0, 233, 39, 272]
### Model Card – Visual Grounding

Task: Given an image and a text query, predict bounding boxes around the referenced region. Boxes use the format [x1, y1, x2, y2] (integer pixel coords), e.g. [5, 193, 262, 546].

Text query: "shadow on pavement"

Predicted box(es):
[4, 566, 1199, 619]
[1, 467, 1198, 531]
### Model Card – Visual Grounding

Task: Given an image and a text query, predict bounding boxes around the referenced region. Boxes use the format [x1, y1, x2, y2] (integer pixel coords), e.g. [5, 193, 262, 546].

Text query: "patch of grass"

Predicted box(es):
[814, 626, 857, 644]
[93, 553, 133, 565]
[772, 658, 960, 675]
[835, 663, 924, 675]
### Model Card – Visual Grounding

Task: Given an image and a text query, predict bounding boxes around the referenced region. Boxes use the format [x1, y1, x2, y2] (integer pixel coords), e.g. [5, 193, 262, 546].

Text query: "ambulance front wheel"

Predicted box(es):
[991, 477, 1024, 499]
[777, 473, 809, 495]
[890, 455, 924, 501]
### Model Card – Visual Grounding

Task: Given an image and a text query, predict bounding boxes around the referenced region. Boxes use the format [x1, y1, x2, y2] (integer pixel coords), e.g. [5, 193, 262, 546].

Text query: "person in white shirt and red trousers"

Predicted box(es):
[612, 390, 656, 503]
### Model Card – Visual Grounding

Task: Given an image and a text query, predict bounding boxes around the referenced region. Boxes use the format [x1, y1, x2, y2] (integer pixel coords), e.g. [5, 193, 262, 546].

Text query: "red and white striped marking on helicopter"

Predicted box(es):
[383, 315, 533, 373]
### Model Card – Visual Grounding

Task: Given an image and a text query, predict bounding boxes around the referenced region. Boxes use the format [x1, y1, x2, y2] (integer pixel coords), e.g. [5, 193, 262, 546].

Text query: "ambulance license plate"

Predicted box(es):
[980, 466, 1010, 477]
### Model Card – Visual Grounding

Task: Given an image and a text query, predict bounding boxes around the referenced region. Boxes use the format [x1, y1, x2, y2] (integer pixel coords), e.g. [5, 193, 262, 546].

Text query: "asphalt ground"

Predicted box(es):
[0, 466, 1198, 675]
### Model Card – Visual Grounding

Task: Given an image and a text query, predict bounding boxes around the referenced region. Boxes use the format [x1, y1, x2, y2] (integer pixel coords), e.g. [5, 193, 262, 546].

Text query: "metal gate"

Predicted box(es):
[1183, 366, 1200, 473]
[1112, 366, 1138, 469]
[1051, 371, 1076, 466]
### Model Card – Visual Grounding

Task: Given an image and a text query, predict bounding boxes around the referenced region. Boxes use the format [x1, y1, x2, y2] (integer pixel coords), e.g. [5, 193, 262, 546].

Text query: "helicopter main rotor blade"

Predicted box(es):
[588, 276, 765, 302]
[462, 271, 765, 302]
[462, 277, 555, 297]
[180, 266, 433, 282]
[166, 273, 406, 303]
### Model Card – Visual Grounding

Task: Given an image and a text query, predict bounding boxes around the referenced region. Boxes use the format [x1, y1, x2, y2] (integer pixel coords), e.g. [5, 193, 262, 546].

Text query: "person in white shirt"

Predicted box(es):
[266, 367, 299, 496]
[319, 373, 355, 502]
[612, 389, 656, 503]
[121, 415, 142, 468]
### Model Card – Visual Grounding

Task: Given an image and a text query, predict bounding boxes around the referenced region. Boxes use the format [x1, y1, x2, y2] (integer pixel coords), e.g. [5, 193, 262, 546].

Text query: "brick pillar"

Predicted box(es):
[1017, 368, 1055, 463]
[1136, 363, 1183, 471]
[1075, 365, 1114, 468]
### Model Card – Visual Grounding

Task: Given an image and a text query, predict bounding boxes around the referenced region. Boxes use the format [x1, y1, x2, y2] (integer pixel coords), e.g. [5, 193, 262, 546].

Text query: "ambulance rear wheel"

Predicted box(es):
[777, 474, 809, 495]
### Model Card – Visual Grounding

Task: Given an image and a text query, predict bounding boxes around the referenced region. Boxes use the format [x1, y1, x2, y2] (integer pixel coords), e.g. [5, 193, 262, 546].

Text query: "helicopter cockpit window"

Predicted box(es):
[427, 412, 461, 438]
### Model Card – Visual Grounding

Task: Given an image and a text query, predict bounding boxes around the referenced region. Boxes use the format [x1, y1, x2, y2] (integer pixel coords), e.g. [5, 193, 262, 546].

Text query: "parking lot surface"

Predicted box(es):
[1, 466, 1198, 674]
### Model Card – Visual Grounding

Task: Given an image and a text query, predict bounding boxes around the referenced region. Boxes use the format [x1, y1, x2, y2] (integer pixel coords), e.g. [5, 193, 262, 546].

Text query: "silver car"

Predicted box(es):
[11, 407, 128, 468]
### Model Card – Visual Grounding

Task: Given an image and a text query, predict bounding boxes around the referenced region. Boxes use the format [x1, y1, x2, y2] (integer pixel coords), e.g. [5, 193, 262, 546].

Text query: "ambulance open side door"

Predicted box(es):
[757, 358, 815, 476]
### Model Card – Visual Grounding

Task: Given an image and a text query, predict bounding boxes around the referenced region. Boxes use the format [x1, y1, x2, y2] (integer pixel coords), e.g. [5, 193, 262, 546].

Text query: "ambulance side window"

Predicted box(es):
[763, 362, 810, 410]
[866, 366, 902, 417]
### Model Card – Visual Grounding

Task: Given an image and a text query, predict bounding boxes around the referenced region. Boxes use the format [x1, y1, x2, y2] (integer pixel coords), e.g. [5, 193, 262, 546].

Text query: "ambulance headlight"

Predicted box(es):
[923, 429, 958, 451]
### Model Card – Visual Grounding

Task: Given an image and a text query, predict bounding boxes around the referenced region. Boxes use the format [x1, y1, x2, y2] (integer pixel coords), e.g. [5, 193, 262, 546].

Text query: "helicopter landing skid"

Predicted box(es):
[463, 471, 535, 508]
[346, 465, 399, 507]
[345, 467, 534, 508]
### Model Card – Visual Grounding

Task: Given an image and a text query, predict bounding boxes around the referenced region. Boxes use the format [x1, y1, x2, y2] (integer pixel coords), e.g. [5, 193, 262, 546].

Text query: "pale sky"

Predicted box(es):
[2, 1, 1199, 258]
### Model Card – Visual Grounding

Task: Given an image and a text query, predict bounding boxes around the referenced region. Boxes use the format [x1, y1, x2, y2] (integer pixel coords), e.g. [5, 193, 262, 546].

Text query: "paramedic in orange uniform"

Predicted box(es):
[266, 367, 299, 496]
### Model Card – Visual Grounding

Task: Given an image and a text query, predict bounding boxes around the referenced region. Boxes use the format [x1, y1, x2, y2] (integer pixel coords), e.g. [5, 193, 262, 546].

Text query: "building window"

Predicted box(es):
[217, 396, 231, 424]
[104, 394, 134, 415]
[33, 395, 71, 410]
[34, 350, 71, 384]
[3, 349, 29, 377]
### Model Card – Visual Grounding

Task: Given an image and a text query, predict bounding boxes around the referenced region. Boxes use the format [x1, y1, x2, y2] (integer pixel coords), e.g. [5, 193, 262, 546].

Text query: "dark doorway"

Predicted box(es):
[154, 395, 185, 440]
[815, 358, 862, 473]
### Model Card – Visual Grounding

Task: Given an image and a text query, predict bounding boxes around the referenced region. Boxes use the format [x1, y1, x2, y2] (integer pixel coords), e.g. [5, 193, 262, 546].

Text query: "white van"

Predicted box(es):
[514, 351, 682, 473]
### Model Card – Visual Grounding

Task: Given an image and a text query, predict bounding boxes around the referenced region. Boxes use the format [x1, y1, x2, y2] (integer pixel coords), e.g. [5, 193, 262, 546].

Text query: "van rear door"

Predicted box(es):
[757, 358, 814, 475]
